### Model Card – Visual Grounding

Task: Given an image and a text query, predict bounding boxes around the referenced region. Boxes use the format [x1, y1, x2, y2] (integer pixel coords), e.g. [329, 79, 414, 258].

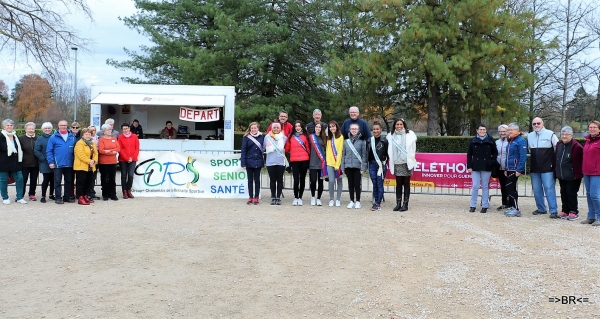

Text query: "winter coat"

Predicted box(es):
[583, 134, 600, 176]
[467, 134, 498, 172]
[34, 133, 53, 174]
[387, 130, 417, 174]
[367, 136, 389, 163]
[0, 134, 22, 172]
[341, 118, 371, 140]
[98, 137, 120, 165]
[326, 135, 344, 169]
[74, 139, 98, 172]
[18, 135, 38, 168]
[264, 133, 287, 166]
[241, 134, 265, 169]
[118, 134, 140, 162]
[504, 134, 527, 173]
[285, 134, 310, 162]
[496, 137, 508, 170]
[46, 131, 76, 168]
[528, 127, 559, 173]
[308, 134, 326, 170]
[554, 139, 583, 180]
[341, 136, 367, 171]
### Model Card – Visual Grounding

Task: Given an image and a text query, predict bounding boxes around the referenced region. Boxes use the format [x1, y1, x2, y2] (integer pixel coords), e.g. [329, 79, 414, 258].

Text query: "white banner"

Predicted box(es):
[179, 106, 220, 122]
[132, 151, 246, 198]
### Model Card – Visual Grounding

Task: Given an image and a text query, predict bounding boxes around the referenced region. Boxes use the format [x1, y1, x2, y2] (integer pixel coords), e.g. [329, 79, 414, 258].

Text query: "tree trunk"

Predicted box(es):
[427, 76, 440, 136]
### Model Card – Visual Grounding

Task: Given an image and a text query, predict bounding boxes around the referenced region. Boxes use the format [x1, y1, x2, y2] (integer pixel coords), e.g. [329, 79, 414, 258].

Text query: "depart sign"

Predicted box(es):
[179, 106, 220, 122]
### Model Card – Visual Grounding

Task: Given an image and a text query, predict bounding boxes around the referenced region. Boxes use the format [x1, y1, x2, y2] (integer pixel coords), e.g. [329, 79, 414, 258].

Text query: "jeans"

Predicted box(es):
[326, 166, 343, 201]
[470, 171, 492, 208]
[369, 160, 384, 205]
[584, 175, 600, 220]
[53, 167, 73, 200]
[0, 171, 24, 200]
[558, 179, 581, 214]
[246, 167, 261, 198]
[119, 161, 136, 191]
[530, 172, 558, 213]
[21, 166, 39, 196]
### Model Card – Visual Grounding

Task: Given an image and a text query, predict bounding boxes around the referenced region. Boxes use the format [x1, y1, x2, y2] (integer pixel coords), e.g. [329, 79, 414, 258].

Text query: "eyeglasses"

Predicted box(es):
[71, 126, 79, 129]
[532, 122, 541, 125]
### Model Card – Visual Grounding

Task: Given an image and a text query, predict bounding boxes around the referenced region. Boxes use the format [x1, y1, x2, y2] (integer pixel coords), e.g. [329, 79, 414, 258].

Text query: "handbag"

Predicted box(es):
[7, 173, 15, 184]
[491, 161, 501, 178]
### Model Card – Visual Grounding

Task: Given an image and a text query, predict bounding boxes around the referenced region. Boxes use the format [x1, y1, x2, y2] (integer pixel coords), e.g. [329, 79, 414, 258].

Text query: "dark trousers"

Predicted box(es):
[267, 165, 285, 199]
[290, 161, 309, 198]
[395, 175, 411, 201]
[309, 169, 324, 199]
[505, 172, 520, 209]
[21, 166, 39, 196]
[558, 178, 582, 214]
[53, 167, 73, 200]
[99, 164, 117, 199]
[89, 170, 98, 197]
[246, 167, 261, 198]
[497, 169, 509, 206]
[119, 161, 136, 191]
[346, 168, 362, 202]
[75, 170, 95, 198]
[41, 172, 54, 197]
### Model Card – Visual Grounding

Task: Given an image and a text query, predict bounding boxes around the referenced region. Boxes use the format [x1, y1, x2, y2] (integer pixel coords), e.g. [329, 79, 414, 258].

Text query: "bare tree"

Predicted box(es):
[0, 0, 92, 81]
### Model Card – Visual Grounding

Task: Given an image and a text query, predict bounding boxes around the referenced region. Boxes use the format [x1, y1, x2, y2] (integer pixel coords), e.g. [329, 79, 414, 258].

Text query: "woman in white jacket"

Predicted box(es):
[264, 122, 287, 205]
[387, 118, 417, 212]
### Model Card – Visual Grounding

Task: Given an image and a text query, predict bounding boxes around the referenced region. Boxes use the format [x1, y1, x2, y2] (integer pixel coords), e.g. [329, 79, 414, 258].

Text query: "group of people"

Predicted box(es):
[467, 118, 600, 224]
[0, 118, 140, 205]
[240, 107, 418, 211]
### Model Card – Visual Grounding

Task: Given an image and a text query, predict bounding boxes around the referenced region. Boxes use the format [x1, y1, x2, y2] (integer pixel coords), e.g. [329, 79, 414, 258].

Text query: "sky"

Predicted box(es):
[1, 0, 147, 91]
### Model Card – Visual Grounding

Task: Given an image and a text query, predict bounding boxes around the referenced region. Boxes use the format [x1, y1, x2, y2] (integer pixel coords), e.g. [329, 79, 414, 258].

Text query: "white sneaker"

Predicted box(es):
[17, 199, 27, 204]
[310, 197, 316, 206]
[347, 202, 355, 209]
[2, 199, 10, 205]
[298, 199, 303, 206]
[316, 199, 322, 206]
[354, 201, 361, 209]
[292, 198, 298, 206]
[329, 200, 334, 207]
[335, 200, 341, 207]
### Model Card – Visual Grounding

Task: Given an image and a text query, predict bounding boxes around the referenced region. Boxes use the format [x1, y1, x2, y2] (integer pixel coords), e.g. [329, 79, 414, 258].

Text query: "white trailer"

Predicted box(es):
[89, 84, 236, 151]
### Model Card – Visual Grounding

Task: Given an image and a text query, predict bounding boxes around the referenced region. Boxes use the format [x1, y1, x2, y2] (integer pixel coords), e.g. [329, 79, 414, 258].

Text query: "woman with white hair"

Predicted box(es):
[495, 124, 509, 210]
[19, 122, 39, 201]
[0, 119, 27, 204]
[34, 122, 55, 203]
[98, 123, 120, 201]
[554, 126, 583, 220]
[264, 122, 287, 205]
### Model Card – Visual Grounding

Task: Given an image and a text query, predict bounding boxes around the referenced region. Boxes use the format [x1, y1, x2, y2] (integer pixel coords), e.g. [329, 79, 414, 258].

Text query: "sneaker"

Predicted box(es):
[17, 199, 27, 204]
[2, 199, 10, 205]
[549, 213, 559, 219]
[276, 199, 281, 205]
[566, 213, 579, 221]
[592, 220, 600, 226]
[329, 200, 334, 207]
[347, 202, 355, 209]
[253, 197, 259, 205]
[55, 199, 64, 204]
[310, 197, 316, 206]
[532, 210, 547, 215]
[271, 198, 276, 205]
[40, 197, 46, 203]
[29, 195, 36, 201]
[480, 208, 488, 214]
[49, 195, 55, 200]
[370, 204, 376, 211]
[469, 207, 476, 212]
[292, 198, 298, 206]
[580, 219, 595, 224]
[297, 199, 303, 206]
[316, 199, 322, 206]
[558, 212, 568, 219]
[506, 209, 522, 217]
[505, 207, 516, 215]
[335, 200, 341, 207]
[497, 205, 508, 211]
[374, 204, 381, 211]
[247, 198, 253, 205]
[354, 201, 361, 209]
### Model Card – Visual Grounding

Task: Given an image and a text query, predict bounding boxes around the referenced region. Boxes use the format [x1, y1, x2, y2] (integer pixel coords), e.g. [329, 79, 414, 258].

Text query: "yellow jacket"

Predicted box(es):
[325, 135, 344, 169]
[74, 139, 99, 172]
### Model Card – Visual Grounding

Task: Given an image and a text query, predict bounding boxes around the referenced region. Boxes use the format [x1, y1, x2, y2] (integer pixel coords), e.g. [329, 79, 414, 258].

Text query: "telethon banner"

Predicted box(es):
[131, 151, 246, 198]
[384, 153, 500, 189]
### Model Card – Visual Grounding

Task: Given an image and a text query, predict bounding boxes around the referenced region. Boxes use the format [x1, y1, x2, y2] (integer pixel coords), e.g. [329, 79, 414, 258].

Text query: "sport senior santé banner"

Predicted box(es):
[131, 151, 246, 198]
[384, 153, 500, 189]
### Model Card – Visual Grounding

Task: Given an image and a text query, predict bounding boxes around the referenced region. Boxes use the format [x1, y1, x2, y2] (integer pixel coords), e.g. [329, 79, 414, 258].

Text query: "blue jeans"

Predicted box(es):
[530, 172, 558, 213]
[584, 175, 600, 220]
[0, 171, 24, 200]
[470, 171, 492, 208]
[53, 167, 73, 200]
[369, 160, 384, 205]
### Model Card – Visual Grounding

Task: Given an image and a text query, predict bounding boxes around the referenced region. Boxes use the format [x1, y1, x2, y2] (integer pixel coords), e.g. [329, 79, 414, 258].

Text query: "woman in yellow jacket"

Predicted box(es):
[326, 120, 344, 207]
[73, 128, 98, 205]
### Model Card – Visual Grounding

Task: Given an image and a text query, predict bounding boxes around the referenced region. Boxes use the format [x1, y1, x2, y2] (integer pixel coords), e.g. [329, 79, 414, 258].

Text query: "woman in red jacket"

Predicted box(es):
[285, 120, 310, 206]
[118, 123, 140, 199]
[581, 120, 600, 225]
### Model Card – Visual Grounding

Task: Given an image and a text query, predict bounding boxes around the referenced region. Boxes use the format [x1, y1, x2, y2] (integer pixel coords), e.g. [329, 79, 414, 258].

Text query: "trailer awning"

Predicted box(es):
[89, 93, 225, 107]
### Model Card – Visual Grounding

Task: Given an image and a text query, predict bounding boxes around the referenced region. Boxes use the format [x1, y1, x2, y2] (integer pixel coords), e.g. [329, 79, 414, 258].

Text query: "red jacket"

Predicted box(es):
[118, 134, 140, 162]
[583, 134, 600, 176]
[285, 134, 310, 162]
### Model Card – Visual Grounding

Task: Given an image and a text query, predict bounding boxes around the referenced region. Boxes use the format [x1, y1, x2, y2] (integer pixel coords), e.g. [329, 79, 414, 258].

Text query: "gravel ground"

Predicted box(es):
[1, 185, 599, 318]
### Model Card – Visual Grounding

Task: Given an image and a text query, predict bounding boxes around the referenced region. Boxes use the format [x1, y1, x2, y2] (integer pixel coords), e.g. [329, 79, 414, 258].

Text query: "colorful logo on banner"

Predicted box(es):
[133, 151, 247, 198]
[384, 153, 500, 189]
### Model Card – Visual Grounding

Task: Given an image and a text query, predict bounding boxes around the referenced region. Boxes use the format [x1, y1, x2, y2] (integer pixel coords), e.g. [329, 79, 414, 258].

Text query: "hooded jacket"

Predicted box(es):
[582, 134, 600, 176]
[504, 134, 527, 173]
[46, 130, 76, 168]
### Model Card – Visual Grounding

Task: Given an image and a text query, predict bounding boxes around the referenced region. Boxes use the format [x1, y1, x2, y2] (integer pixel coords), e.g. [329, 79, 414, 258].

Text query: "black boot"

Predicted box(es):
[399, 195, 409, 211]
[393, 199, 402, 211]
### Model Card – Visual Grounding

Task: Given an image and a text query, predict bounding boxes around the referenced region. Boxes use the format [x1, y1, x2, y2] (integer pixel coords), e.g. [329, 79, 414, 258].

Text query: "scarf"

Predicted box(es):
[1, 130, 23, 162]
[477, 133, 488, 140]
[123, 133, 132, 138]
[250, 132, 262, 138]
[83, 138, 93, 147]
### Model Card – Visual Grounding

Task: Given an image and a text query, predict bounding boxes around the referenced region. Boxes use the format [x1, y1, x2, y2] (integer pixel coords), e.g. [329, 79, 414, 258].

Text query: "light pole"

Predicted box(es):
[72, 46, 78, 121]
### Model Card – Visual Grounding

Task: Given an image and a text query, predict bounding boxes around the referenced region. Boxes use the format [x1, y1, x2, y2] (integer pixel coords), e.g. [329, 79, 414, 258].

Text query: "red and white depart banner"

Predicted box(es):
[179, 107, 220, 122]
[384, 153, 500, 189]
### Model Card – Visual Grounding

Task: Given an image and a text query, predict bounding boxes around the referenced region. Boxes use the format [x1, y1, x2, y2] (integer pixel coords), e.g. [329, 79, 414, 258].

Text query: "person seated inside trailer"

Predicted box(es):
[159, 121, 176, 139]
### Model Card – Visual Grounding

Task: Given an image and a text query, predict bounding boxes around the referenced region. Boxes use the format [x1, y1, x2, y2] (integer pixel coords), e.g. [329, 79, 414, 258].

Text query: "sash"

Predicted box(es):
[330, 138, 343, 178]
[391, 135, 408, 154]
[293, 135, 309, 154]
[309, 134, 327, 178]
[265, 134, 289, 167]
[346, 139, 363, 164]
[370, 136, 383, 176]
[247, 135, 263, 151]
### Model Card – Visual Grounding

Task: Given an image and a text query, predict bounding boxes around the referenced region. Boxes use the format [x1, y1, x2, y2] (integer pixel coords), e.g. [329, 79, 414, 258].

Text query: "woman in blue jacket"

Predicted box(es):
[241, 122, 265, 205]
[503, 123, 528, 217]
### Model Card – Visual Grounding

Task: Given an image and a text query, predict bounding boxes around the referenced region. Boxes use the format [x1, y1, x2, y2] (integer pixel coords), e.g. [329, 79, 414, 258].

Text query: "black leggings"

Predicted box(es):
[395, 175, 411, 200]
[290, 161, 309, 198]
[309, 169, 324, 199]
[497, 170, 509, 206]
[246, 167, 261, 198]
[41, 172, 54, 197]
[267, 165, 285, 199]
[505, 171, 520, 209]
[346, 168, 362, 202]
